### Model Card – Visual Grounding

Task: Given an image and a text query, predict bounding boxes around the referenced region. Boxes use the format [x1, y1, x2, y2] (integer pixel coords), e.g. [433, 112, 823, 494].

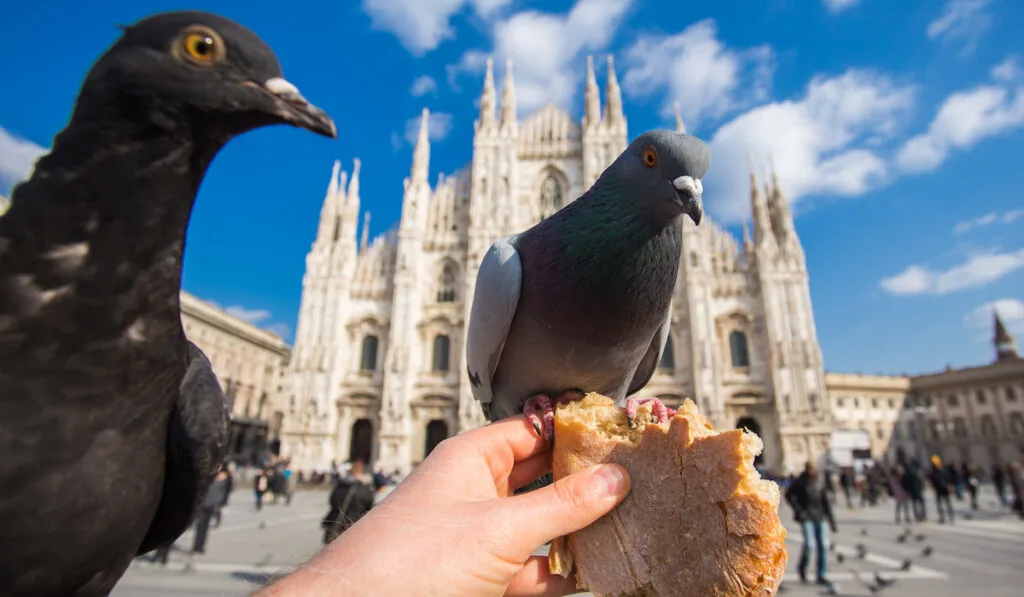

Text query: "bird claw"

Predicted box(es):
[625, 397, 677, 428]
[523, 391, 585, 445]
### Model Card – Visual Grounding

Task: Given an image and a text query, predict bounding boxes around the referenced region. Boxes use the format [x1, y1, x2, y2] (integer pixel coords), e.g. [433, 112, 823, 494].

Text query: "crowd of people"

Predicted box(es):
[780, 453, 1024, 589]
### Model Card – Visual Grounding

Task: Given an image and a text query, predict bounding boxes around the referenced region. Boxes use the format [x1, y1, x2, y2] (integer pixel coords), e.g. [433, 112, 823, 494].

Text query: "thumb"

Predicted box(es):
[496, 464, 631, 558]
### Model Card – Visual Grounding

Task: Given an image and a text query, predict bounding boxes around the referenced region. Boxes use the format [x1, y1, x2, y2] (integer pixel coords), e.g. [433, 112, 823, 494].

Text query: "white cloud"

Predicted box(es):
[264, 322, 292, 339]
[403, 111, 454, 146]
[880, 247, 1024, 295]
[953, 209, 1024, 234]
[823, 0, 860, 13]
[992, 56, 1022, 82]
[361, 0, 513, 55]
[446, 49, 489, 91]
[224, 305, 272, 324]
[622, 19, 775, 130]
[484, 0, 634, 114]
[705, 70, 915, 222]
[964, 298, 1024, 339]
[410, 75, 437, 97]
[927, 0, 992, 56]
[896, 83, 1024, 173]
[0, 126, 47, 191]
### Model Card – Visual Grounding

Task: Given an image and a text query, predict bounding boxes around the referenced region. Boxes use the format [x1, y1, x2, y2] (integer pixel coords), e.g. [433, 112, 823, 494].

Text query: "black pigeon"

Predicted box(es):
[861, 528, 868, 536]
[0, 11, 335, 597]
[856, 543, 868, 559]
[873, 571, 896, 588]
[836, 552, 845, 564]
[896, 534, 907, 543]
[922, 546, 933, 557]
[900, 558, 913, 571]
[915, 533, 926, 542]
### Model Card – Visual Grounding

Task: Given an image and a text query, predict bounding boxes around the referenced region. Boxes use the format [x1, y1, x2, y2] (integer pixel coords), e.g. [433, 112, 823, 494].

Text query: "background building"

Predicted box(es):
[827, 314, 1024, 470]
[281, 56, 832, 476]
[180, 291, 291, 465]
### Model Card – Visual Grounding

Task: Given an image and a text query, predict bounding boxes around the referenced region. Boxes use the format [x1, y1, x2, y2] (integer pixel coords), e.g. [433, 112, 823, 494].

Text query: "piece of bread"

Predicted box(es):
[547, 393, 788, 597]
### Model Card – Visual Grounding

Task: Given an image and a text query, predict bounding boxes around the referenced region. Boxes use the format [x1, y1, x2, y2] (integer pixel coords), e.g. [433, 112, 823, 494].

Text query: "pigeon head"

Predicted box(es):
[612, 129, 710, 226]
[76, 11, 336, 140]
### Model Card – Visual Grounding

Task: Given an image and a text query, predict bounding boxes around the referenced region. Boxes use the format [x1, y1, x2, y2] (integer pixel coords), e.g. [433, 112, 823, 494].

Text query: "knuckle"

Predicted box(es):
[552, 476, 590, 513]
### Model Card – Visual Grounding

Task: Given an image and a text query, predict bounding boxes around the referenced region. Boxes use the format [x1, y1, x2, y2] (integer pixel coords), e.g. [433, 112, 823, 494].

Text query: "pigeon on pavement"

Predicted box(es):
[0, 11, 335, 596]
[466, 130, 708, 442]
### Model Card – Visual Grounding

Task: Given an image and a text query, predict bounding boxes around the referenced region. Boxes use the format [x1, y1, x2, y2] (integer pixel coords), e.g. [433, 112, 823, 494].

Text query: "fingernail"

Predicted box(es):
[594, 464, 630, 497]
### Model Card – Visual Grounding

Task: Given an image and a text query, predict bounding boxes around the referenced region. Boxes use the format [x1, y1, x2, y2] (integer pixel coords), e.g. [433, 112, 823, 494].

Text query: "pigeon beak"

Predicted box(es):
[259, 77, 337, 139]
[672, 175, 704, 226]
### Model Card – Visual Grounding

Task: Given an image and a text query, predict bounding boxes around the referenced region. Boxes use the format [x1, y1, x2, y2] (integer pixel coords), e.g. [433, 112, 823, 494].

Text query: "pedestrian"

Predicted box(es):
[902, 461, 927, 522]
[992, 464, 1007, 507]
[889, 465, 913, 524]
[254, 469, 268, 511]
[321, 458, 375, 545]
[785, 461, 837, 586]
[945, 461, 963, 501]
[213, 462, 233, 528]
[928, 456, 955, 524]
[839, 468, 854, 510]
[960, 463, 979, 510]
[193, 465, 232, 554]
[1009, 462, 1024, 519]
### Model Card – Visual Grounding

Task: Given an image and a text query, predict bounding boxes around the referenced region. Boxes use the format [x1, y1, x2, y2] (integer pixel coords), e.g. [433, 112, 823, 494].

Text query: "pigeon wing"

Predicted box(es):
[626, 302, 673, 396]
[137, 341, 230, 554]
[465, 235, 523, 412]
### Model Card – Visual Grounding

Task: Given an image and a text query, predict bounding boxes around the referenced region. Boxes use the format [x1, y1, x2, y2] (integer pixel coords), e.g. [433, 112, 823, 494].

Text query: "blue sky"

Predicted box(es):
[1, 0, 1022, 376]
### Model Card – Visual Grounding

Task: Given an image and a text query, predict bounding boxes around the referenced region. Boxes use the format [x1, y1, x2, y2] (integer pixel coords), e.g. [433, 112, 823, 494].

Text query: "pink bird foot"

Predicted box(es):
[523, 389, 586, 444]
[625, 397, 677, 428]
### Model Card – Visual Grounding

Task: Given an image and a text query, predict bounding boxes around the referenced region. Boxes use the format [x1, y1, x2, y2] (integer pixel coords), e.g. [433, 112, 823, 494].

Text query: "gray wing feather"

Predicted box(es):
[137, 340, 230, 554]
[626, 302, 673, 396]
[465, 235, 523, 408]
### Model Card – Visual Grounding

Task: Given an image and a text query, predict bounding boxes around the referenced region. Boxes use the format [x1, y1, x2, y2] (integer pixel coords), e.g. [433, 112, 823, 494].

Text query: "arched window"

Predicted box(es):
[729, 330, 750, 368]
[432, 334, 451, 372]
[658, 334, 675, 372]
[539, 174, 564, 220]
[437, 263, 457, 302]
[360, 335, 379, 371]
[425, 419, 448, 457]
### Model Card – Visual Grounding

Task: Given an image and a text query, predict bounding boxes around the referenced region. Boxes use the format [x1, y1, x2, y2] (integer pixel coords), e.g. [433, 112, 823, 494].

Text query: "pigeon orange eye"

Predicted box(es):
[642, 146, 658, 168]
[177, 27, 225, 66]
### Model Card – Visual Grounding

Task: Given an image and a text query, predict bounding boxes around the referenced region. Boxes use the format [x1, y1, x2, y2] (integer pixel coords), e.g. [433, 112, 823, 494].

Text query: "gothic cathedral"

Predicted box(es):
[281, 56, 833, 476]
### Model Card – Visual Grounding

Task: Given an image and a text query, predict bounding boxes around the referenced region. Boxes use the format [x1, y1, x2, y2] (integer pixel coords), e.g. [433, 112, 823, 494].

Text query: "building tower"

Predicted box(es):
[581, 55, 628, 189]
[283, 157, 362, 467]
[750, 157, 831, 472]
[994, 311, 1020, 361]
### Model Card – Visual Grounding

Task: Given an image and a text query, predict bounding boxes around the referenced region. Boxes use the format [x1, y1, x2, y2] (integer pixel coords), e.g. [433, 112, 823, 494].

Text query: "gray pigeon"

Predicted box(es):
[0, 11, 335, 596]
[466, 130, 708, 442]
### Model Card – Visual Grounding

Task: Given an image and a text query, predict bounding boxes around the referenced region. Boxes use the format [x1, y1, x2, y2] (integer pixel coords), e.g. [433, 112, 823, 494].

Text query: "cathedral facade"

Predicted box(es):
[280, 56, 833, 476]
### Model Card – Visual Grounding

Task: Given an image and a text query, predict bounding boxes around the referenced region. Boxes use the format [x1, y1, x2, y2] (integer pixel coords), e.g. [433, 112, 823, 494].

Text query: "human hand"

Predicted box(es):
[259, 415, 631, 597]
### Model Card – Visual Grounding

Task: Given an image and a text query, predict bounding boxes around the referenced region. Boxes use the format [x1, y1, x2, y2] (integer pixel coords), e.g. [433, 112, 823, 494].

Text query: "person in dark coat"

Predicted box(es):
[192, 466, 232, 554]
[928, 457, 955, 524]
[786, 461, 837, 585]
[322, 458, 375, 545]
[901, 462, 926, 521]
[993, 464, 1007, 506]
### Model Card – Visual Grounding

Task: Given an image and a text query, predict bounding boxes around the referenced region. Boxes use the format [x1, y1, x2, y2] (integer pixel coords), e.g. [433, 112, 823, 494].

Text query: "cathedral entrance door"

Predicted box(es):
[425, 420, 449, 458]
[735, 416, 764, 466]
[350, 418, 374, 465]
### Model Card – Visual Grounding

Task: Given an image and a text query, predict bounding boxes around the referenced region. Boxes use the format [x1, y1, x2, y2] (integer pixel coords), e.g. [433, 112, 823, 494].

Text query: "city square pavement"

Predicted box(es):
[113, 486, 1024, 597]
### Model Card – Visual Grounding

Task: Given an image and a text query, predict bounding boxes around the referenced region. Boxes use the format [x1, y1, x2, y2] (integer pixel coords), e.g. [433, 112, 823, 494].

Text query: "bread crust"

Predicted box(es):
[548, 393, 787, 597]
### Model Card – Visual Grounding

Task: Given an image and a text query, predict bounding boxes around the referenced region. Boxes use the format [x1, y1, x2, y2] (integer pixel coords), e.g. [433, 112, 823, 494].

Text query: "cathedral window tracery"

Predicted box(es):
[539, 173, 564, 220]
[729, 330, 750, 369]
[437, 263, 458, 303]
[360, 335, 379, 372]
[432, 334, 451, 372]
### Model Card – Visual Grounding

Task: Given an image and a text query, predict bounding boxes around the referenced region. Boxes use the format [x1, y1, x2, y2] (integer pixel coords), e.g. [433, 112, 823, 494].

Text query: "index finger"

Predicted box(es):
[458, 414, 549, 479]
